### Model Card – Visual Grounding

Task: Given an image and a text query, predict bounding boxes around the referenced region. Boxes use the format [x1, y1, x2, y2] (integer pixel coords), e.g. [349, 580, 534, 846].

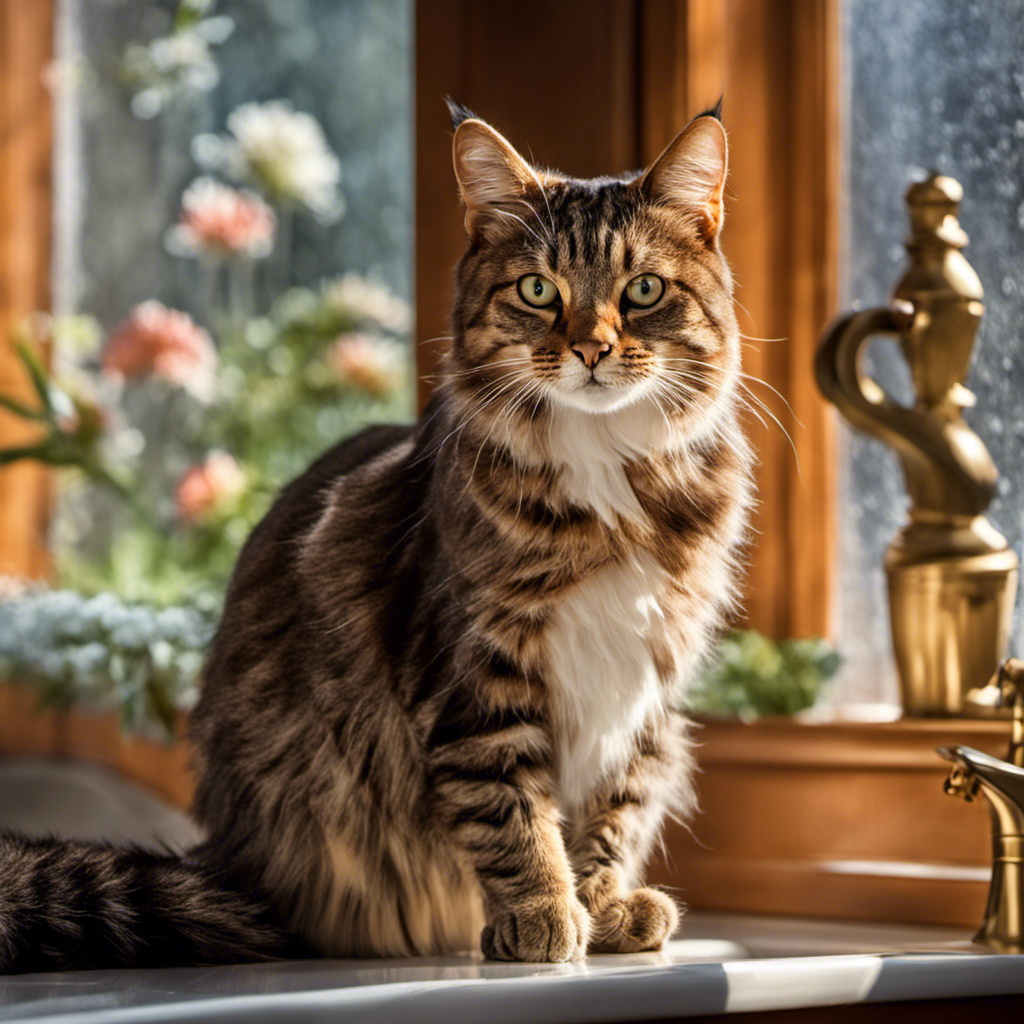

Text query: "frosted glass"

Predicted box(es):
[835, 0, 1024, 705]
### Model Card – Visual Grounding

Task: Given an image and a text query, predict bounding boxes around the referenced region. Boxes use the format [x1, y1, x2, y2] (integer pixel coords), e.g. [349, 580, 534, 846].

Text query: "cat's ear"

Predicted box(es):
[452, 118, 536, 236]
[637, 114, 728, 242]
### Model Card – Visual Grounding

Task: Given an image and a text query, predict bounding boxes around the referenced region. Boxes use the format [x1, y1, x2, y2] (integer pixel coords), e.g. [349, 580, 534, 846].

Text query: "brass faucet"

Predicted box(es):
[938, 658, 1024, 953]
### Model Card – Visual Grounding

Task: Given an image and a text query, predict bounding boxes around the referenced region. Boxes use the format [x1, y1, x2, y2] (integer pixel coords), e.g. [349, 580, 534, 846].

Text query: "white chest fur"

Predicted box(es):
[545, 552, 669, 808]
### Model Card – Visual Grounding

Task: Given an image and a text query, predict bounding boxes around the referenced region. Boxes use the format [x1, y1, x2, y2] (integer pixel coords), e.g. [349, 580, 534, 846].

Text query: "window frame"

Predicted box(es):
[414, 0, 840, 642]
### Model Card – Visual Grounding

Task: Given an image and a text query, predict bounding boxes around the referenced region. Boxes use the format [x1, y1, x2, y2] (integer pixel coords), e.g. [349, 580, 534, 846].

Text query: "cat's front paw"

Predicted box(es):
[588, 888, 679, 953]
[481, 894, 590, 962]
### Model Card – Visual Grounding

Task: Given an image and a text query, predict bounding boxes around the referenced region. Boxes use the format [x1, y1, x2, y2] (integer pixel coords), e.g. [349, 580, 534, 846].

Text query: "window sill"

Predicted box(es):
[1, 687, 1007, 929]
[649, 715, 1008, 928]
[0, 685, 192, 811]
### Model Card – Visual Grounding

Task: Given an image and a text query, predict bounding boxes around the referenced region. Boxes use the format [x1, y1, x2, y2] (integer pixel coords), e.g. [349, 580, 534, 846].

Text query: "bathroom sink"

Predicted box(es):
[1, 912, 1021, 1023]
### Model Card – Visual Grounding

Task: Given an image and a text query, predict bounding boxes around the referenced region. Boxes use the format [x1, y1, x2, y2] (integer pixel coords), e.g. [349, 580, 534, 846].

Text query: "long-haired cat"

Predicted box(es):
[0, 102, 752, 971]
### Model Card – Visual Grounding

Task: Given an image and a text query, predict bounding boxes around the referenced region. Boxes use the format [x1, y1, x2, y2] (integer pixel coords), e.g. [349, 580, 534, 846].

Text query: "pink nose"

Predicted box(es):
[570, 340, 612, 369]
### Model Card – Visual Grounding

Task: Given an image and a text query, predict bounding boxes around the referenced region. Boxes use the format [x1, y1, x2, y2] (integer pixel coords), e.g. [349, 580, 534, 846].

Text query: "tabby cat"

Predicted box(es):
[0, 101, 753, 972]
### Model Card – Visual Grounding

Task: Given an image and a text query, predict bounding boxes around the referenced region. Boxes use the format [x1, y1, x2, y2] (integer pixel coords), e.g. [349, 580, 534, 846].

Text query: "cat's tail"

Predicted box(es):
[0, 831, 299, 973]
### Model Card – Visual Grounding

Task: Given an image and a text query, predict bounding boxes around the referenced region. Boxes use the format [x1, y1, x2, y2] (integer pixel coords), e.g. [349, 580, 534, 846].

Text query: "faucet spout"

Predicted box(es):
[938, 656, 1024, 954]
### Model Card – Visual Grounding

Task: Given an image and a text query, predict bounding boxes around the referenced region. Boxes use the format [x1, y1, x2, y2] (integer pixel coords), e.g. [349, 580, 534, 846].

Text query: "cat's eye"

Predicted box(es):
[517, 274, 560, 309]
[624, 274, 665, 309]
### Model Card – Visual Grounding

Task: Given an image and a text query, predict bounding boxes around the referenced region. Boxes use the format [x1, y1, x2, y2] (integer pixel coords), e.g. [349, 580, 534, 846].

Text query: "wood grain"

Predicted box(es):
[0, 0, 59, 751]
[415, 0, 642, 408]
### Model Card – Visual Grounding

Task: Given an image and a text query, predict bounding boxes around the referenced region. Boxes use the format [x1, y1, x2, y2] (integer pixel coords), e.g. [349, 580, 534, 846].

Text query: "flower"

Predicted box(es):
[329, 333, 404, 397]
[175, 452, 245, 524]
[194, 101, 342, 220]
[103, 302, 217, 401]
[167, 177, 276, 259]
[122, 9, 234, 120]
[326, 274, 411, 333]
[0, 577, 27, 601]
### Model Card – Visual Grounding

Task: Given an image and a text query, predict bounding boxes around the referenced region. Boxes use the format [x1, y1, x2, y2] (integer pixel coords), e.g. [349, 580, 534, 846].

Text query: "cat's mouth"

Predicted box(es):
[546, 373, 648, 414]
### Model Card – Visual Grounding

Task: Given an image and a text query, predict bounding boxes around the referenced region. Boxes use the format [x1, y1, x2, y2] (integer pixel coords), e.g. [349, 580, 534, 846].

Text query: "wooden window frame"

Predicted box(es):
[0, 0, 53, 582]
[415, 0, 838, 641]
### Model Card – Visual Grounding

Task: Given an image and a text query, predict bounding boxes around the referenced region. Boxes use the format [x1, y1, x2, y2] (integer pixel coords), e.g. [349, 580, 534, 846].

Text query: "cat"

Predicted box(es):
[0, 101, 753, 972]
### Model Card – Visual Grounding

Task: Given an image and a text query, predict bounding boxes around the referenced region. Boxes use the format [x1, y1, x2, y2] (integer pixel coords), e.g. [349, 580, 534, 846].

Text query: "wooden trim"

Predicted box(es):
[712, 0, 839, 639]
[648, 717, 1005, 928]
[783, 0, 840, 639]
[0, 691, 193, 810]
[0, 0, 54, 580]
[0, 0, 58, 755]
[415, 0, 841, 641]
[688, 715, 1009, 770]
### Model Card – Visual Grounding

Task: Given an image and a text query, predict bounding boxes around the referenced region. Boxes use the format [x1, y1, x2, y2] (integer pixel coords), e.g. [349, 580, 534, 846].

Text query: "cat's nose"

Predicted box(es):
[570, 340, 613, 369]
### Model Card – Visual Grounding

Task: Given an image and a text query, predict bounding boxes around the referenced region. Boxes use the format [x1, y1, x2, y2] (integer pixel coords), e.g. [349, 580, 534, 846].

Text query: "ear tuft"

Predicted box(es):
[694, 95, 724, 123]
[452, 119, 536, 236]
[638, 114, 728, 242]
[445, 97, 479, 131]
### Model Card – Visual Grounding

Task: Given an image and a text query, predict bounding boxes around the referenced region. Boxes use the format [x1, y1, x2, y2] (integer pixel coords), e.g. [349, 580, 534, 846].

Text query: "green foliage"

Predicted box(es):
[687, 630, 842, 719]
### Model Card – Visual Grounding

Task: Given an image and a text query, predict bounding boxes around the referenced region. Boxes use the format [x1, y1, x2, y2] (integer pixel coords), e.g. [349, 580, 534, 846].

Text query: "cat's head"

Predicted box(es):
[445, 102, 738, 434]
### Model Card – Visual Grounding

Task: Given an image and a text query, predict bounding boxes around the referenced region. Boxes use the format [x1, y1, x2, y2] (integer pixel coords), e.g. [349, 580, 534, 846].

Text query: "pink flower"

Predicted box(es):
[167, 177, 276, 259]
[329, 333, 404, 397]
[175, 452, 245, 524]
[103, 302, 217, 401]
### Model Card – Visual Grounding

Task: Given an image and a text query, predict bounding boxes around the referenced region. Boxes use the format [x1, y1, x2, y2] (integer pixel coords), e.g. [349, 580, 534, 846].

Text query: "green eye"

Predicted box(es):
[624, 274, 665, 308]
[517, 274, 559, 308]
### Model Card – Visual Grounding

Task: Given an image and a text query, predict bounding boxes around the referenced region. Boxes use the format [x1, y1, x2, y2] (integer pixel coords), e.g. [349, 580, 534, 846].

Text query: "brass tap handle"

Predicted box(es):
[814, 305, 994, 517]
[814, 173, 998, 519]
[989, 659, 1024, 767]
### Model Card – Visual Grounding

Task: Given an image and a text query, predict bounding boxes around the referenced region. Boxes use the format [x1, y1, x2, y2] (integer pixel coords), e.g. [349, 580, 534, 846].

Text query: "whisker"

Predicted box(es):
[509, 197, 553, 245]
[492, 208, 548, 249]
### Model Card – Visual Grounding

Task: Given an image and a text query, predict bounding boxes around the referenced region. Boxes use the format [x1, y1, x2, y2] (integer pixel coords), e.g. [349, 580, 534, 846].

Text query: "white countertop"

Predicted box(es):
[1, 913, 1022, 1023]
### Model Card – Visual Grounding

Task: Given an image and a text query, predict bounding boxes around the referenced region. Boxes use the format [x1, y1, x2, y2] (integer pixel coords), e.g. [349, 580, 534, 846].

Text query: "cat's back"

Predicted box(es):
[188, 421, 423, 815]
[228, 422, 417, 592]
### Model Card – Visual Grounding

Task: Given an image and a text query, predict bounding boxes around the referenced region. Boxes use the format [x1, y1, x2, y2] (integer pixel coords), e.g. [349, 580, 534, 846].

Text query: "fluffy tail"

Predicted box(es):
[0, 832, 299, 973]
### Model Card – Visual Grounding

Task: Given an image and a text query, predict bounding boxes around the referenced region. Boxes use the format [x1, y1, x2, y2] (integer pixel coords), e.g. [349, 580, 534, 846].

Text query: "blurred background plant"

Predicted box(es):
[0, 0, 411, 734]
[687, 631, 842, 720]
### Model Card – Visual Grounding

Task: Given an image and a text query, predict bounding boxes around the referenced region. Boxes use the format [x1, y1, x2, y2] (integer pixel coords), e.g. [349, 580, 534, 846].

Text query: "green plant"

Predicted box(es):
[686, 630, 842, 719]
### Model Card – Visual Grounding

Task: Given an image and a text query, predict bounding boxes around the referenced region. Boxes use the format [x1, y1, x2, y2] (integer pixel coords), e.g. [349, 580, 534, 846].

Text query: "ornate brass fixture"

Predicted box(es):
[939, 658, 1024, 953]
[816, 174, 1018, 716]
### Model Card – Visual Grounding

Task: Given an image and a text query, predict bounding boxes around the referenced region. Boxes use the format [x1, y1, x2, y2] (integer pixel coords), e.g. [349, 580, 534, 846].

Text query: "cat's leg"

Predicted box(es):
[428, 680, 590, 963]
[567, 709, 694, 953]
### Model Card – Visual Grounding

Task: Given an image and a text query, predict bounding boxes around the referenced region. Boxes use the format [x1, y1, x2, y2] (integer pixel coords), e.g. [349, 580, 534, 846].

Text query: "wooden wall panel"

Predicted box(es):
[415, 0, 642, 409]
[415, 0, 840, 641]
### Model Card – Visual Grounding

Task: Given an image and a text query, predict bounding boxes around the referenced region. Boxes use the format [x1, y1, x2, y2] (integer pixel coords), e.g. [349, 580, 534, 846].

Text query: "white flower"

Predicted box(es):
[195, 101, 343, 221]
[327, 274, 411, 333]
[0, 577, 27, 601]
[123, 16, 233, 120]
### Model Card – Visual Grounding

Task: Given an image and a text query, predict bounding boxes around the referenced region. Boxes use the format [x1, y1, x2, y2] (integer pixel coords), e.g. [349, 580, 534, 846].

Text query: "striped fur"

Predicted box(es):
[0, 107, 753, 971]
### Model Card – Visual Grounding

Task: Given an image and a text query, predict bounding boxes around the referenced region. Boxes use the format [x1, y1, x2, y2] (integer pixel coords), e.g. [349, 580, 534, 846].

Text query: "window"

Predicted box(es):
[46, 0, 414, 602]
[834, 0, 1024, 706]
